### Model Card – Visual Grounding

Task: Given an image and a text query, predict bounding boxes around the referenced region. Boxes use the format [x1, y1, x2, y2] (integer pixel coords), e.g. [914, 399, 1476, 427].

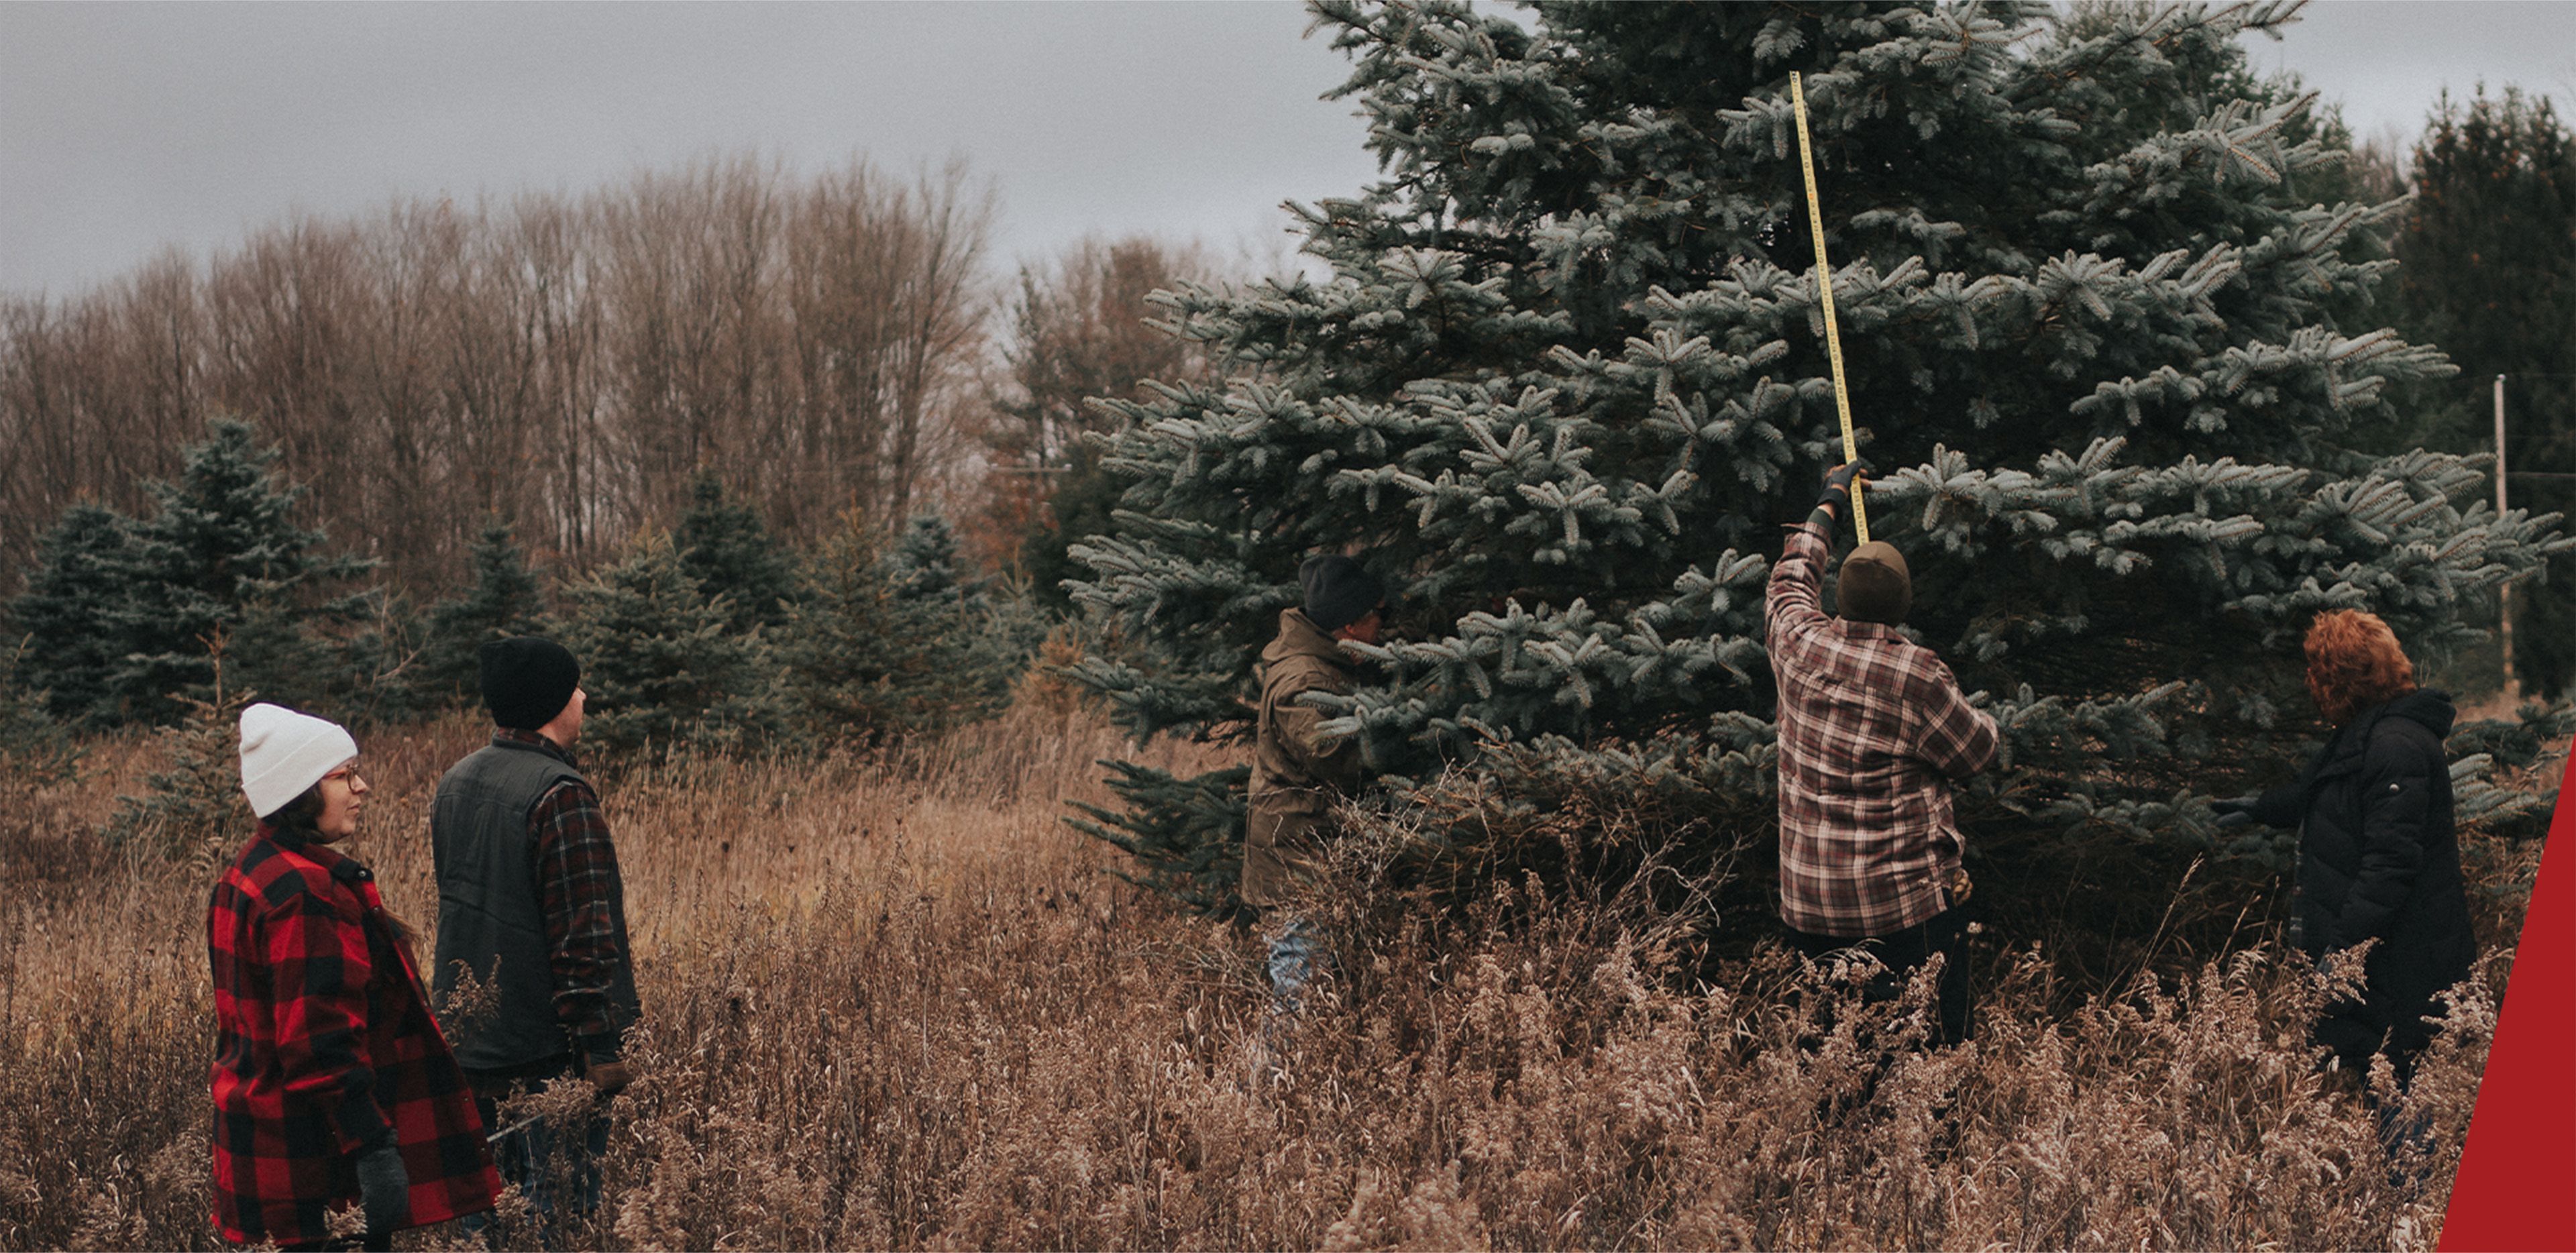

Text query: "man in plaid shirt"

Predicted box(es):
[1767, 464, 1998, 1044]
[431, 637, 642, 1240]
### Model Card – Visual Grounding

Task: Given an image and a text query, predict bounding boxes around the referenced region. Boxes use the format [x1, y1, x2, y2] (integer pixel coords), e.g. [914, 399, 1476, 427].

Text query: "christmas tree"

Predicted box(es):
[9, 501, 141, 726]
[782, 514, 1044, 740]
[11, 420, 374, 725]
[676, 471, 804, 633]
[415, 516, 551, 703]
[559, 529, 782, 761]
[883, 513, 971, 604]
[782, 519, 971, 740]
[1067, 1, 2570, 933]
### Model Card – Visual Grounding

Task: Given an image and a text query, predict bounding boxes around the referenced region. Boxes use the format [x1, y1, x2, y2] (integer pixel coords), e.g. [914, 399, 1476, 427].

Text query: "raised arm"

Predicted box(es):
[1767, 463, 1866, 645]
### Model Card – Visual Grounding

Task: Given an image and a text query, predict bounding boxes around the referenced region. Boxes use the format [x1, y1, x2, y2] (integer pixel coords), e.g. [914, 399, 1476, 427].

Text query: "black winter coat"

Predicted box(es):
[2253, 688, 2475, 1075]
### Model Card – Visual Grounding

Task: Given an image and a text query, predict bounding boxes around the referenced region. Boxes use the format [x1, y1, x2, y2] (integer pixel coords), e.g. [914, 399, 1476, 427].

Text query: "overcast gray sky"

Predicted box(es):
[4, 1, 2571, 301]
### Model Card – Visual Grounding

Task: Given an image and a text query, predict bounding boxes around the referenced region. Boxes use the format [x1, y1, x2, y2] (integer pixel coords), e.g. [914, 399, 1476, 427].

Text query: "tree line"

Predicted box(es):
[1, 155, 999, 596]
[5, 413, 1041, 763]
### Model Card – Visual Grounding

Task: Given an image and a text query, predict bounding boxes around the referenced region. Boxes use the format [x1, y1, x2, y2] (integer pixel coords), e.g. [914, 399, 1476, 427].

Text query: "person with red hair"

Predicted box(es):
[2214, 609, 2475, 1087]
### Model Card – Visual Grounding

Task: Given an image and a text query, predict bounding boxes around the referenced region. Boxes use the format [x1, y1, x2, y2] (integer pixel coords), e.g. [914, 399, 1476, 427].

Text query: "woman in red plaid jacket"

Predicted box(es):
[209, 704, 499, 1248]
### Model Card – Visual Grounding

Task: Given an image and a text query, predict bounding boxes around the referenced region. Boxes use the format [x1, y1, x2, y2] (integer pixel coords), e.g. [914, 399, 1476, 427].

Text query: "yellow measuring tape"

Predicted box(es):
[1790, 71, 1868, 544]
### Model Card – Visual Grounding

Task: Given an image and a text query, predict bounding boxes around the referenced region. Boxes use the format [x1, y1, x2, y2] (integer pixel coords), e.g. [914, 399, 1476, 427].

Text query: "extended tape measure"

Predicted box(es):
[1790, 72, 1868, 544]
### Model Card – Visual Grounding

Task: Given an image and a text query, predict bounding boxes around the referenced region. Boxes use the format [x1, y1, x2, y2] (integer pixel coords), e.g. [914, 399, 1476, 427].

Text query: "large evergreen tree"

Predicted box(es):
[1069, 1, 2570, 926]
[13, 420, 375, 724]
[115, 419, 376, 719]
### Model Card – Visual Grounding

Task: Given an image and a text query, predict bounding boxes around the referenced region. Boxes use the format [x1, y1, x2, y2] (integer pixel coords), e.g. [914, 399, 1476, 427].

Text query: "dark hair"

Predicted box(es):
[265, 783, 327, 832]
[262, 778, 419, 952]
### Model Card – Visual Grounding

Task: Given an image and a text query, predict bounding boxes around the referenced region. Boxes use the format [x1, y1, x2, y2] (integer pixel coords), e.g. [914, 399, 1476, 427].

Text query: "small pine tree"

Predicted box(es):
[779, 516, 1043, 741]
[560, 529, 782, 761]
[781, 520, 955, 740]
[106, 418, 376, 723]
[417, 517, 550, 702]
[1, 637, 87, 842]
[8, 501, 142, 725]
[107, 648, 253, 865]
[884, 514, 971, 604]
[885, 514, 1046, 719]
[676, 471, 803, 633]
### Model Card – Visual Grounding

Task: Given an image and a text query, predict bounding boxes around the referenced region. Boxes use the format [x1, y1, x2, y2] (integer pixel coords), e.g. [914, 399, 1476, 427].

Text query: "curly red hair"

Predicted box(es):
[2303, 609, 2417, 726]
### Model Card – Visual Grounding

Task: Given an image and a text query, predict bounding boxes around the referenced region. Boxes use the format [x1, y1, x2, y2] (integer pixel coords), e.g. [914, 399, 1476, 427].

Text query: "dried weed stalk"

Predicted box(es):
[1, 706, 2526, 1250]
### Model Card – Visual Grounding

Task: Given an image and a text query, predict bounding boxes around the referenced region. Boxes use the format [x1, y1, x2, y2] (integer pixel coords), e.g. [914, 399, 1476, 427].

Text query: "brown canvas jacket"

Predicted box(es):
[1243, 608, 1363, 908]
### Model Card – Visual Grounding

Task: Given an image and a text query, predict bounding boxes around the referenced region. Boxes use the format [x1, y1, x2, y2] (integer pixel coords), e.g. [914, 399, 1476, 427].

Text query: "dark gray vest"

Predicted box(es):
[429, 738, 639, 1071]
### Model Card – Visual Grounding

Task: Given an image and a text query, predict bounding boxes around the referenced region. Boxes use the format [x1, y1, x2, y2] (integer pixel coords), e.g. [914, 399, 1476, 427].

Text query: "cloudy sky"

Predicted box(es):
[4, 1, 2571, 301]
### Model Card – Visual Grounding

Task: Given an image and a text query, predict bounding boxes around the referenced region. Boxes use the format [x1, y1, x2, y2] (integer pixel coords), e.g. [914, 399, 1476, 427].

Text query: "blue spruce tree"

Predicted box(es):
[13, 420, 376, 724]
[9, 501, 143, 726]
[1068, 1, 2570, 937]
[677, 471, 805, 633]
[414, 516, 550, 704]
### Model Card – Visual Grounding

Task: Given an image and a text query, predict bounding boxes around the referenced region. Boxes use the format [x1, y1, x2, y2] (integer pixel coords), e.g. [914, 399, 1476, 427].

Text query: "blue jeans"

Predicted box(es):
[460, 1068, 605, 1248]
[1267, 914, 1322, 1016]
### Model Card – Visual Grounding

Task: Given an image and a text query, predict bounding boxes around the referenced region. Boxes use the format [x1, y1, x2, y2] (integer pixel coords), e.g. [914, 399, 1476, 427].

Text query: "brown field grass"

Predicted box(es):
[0, 706, 2537, 1250]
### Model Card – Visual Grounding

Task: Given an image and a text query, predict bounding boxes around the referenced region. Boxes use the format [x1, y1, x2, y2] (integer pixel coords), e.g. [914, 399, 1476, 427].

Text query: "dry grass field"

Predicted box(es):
[0, 705, 2538, 1250]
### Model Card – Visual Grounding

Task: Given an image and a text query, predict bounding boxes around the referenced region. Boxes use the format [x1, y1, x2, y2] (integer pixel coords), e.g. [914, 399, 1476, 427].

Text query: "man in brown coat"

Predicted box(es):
[1245, 554, 1385, 1012]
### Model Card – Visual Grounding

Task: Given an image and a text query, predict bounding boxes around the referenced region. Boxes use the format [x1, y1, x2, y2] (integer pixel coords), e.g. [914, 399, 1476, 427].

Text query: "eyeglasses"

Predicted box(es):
[321, 766, 366, 787]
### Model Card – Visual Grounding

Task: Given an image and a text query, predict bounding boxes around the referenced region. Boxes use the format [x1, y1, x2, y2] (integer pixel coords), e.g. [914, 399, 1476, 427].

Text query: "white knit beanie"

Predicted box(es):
[237, 703, 360, 820]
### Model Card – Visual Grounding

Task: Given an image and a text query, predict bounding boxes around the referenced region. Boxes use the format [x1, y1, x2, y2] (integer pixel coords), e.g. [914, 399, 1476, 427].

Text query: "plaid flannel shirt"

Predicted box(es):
[1767, 519, 1999, 938]
[208, 826, 498, 1244]
[494, 728, 631, 1047]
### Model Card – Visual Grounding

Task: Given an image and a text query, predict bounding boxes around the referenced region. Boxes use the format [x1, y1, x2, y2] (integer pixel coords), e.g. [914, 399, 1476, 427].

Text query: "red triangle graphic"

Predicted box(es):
[2442, 751, 2576, 1251]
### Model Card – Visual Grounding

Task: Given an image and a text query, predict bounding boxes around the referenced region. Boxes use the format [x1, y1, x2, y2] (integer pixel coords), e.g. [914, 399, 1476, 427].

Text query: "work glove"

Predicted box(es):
[2210, 794, 2263, 830]
[580, 1036, 633, 1097]
[1811, 460, 1870, 527]
[586, 1057, 634, 1099]
[354, 1142, 411, 1234]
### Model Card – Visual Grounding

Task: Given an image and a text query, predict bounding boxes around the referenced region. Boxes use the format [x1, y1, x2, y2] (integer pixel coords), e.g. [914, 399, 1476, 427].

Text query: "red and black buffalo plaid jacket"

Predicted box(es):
[208, 824, 499, 1245]
[1767, 519, 2000, 938]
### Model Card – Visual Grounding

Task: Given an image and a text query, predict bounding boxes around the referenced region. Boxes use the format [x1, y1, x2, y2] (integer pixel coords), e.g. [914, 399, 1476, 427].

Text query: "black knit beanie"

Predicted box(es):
[479, 637, 581, 730]
[1299, 555, 1386, 633]
[1837, 542, 1913, 626]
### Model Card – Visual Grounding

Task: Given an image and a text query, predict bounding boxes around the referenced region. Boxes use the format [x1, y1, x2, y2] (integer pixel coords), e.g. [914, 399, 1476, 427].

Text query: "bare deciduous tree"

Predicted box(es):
[965, 234, 1213, 576]
[0, 153, 998, 598]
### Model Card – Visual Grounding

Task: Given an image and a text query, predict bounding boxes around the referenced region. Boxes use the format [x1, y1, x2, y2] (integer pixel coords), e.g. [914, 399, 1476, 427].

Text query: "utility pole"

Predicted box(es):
[2496, 374, 2519, 706]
